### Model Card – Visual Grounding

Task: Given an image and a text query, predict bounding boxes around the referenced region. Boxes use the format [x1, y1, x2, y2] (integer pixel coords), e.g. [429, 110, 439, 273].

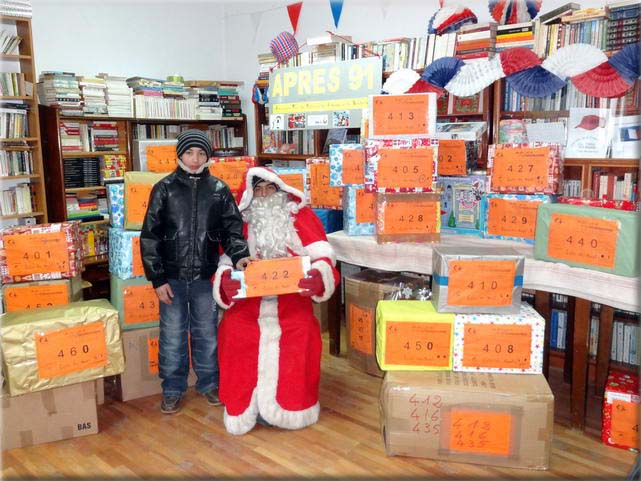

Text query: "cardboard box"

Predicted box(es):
[602, 370, 640, 451]
[106, 181, 124, 228]
[437, 175, 488, 236]
[329, 143, 365, 187]
[306, 157, 342, 209]
[110, 275, 160, 330]
[2, 276, 83, 312]
[376, 192, 441, 244]
[133, 139, 177, 172]
[313, 301, 329, 332]
[432, 246, 524, 314]
[481, 193, 552, 244]
[209, 156, 255, 194]
[108, 228, 144, 280]
[95, 378, 105, 405]
[1, 381, 98, 450]
[312, 208, 343, 234]
[380, 371, 554, 470]
[123, 171, 168, 230]
[453, 302, 545, 374]
[376, 300, 454, 371]
[343, 185, 375, 236]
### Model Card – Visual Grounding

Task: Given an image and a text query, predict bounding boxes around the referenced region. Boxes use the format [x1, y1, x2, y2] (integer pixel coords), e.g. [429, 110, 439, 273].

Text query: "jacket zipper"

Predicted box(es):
[190, 177, 199, 280]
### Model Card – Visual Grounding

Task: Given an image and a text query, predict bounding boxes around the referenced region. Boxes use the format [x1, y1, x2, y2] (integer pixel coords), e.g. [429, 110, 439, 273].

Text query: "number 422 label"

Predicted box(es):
[232, 256, 311, 298]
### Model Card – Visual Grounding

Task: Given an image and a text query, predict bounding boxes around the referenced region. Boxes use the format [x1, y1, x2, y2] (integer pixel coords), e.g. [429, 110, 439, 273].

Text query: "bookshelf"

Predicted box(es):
[0, 15, 48, 225]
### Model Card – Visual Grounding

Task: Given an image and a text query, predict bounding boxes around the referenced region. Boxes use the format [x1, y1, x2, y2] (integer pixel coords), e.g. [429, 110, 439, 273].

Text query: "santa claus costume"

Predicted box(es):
[212, 167, 339, 435]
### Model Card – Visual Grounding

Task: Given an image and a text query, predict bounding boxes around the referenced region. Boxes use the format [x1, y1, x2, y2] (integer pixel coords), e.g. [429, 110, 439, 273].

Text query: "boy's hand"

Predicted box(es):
[155, 283, 174, 305]
[235, 256, 256, 271]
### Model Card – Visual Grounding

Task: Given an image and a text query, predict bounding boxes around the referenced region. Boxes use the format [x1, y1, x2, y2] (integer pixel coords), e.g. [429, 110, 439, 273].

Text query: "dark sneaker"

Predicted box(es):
[160, 395, 181, 414]
[256, 414, 272, 427]
[202, 389, 222, 406]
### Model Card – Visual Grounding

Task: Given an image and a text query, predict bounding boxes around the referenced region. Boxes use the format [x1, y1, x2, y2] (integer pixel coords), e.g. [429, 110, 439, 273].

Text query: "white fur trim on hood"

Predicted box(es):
[238, 167, 306, 212]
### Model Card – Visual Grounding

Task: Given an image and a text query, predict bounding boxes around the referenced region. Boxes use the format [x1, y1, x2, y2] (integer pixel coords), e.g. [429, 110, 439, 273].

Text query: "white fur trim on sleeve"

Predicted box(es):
[304, 240, 336, 265]
[213, 265, 234, 309]
[219, 253, 233, 268]
[310, 260, 336, 303]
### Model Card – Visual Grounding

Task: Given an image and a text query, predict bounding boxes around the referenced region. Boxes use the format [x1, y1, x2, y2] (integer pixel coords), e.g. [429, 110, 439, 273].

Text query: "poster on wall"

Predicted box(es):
[268, 57, 383, 131]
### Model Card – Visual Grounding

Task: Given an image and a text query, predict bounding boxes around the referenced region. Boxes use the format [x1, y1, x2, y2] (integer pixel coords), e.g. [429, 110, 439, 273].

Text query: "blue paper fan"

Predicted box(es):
[506, 65, 566, 97]
[608, 43, 640, 84]
[421, 57, 464, 89]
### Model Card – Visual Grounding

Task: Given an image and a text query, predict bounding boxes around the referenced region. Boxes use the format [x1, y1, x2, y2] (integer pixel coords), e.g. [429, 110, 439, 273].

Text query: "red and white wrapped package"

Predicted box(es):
[602, 370, 639, 451]
[558, 196, 637, 212]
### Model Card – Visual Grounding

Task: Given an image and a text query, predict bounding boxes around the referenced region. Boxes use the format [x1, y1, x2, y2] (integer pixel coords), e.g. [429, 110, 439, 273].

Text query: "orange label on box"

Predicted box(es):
[437, 140, 467, 176]
[371, 94, 431, 136]
[131, 237, 144, 277]
[491, 146, 549, 190]
[349, 304, 373, 354]
[548, 213, 618, 268]
[384, 321, 451, 366]
[342, 149, 365, 184]
[309, 163, 342, 208]
[611, 400, 640, 448]
[4, 232, 69, 276]
[209, 160, 247, 191]
[4, 282, 70, 312]
[450, 409, 512, 456]
[147, 336, 160, 375]
[123, 284, 159, 325]
[487, 198, 541, 239]
[461, 323, 532, 369]
[377, 148, 434, 189]
[243, 257, 306, 298]
[447, 260, 516, 307]
[355, 190, 376, 224]
[126, 183, 154, 224]
[35, 321, 108, 379]
[146, 145, 177, 173]
[279, 173, 306, 193]
[382, 200, 438, 235]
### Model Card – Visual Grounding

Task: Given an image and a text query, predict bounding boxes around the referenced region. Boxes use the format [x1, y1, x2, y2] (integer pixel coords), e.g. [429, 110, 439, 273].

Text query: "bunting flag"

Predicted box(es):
[287, 2, 303, 34]
[330, 0, 344, 28]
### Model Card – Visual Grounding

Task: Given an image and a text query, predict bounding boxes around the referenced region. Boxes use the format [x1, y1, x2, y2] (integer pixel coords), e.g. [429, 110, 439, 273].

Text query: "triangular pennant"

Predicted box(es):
[330, 0, 343, 28]
[287, 2, 303, 34]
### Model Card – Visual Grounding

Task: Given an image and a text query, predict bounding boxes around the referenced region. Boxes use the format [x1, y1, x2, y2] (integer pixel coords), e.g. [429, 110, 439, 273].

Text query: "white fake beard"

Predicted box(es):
[243, 191, 303, 259]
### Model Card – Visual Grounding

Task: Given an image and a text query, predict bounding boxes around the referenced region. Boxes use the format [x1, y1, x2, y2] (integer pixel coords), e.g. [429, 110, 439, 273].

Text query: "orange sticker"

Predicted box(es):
[126, 183, 154, 225]
[279, 173, 306, 193]
[385, 321, 451, 366]
[146, 145, 177, 173]
[147, 336, 160, 375]
[243, 257, 306, 298]
[462, 323, 532, 369]
[4, 282, 70, 312]
[123, 284, 159, 325]
[487, 198, 541, 239]
[611, 400, 640, 448]
[4, 232, 69, 276]
[355, 190, 376, 224]
[548, 213, 618, 268]
[131, 237, 144, 277]
[342, 149, 365, 184]
[438, 140, 467, 176]
[349, 304, 373, 354]
[309, 163, 342, 208]
[382, 200, 439, 235]
[450, 409, 512, 456]
[448, 260, 516, 307]
[377, 148, 434, 189]
[35, 321, 108, 379]
[371, 94, 431, 136]
[491, 146, 549, 190]
[209, 160, 247, 191]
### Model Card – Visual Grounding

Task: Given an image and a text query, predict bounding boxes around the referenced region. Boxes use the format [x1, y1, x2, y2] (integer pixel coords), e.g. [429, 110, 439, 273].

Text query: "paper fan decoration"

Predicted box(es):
[506, 65, 566, 97]
[269, 32, 299, 63]
[406, 78, 445, 95]
[572, 61, 633, 98]
[541, 43, 607, 80]
[428, 5, 477, 35]
[489, 0, 542, 25]
[383, 69, 420, 95]
[608, 43, 640, 84]
[499, 47, 541, 76]
[444, 56, 505, 96]
[421, 57, 464, 89]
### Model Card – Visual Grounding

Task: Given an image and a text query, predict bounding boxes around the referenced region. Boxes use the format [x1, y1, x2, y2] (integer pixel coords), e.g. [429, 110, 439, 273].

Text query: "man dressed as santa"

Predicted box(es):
[212, 167, 339, 435]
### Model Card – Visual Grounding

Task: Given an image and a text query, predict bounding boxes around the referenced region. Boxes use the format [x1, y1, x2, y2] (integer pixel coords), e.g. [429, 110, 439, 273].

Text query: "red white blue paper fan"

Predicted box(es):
[428, 5, 478, 35]
[572, 61, 633, 98]
[269, 31, 299, 64]
[383, 69, 420, 95]
[499, 47, 541, 76]
[541, 44, 607, 80]
[421, 57, 464, 89]
[489, 0, 542, 25]
[608, 43, 640, 84]
[444, 56, 505, 96]
[506, 65, 566, 97]
[406, 78, 446, 95]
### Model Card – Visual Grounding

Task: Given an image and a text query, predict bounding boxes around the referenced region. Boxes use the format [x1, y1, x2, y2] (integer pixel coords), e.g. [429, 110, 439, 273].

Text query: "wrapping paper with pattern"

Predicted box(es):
[437, 175, 488, 237]
[602, 370, 640, 451]
[343, 185, 375, 236]
[481, 193, 552, 244]
[329, 144, 365, 187]
[107, 182, 124, 228]
[305, 157, 343, 209]
[109, 228, 143, 280]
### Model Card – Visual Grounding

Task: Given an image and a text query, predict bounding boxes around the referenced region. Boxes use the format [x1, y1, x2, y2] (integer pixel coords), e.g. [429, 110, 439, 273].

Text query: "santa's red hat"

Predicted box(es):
[236, 166, 306, 212]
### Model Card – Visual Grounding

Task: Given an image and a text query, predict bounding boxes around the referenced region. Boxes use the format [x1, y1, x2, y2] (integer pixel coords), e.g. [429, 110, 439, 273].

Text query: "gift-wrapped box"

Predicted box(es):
[380, 371, 554, 469]
[481, 193, 552, 244]
[557, 196, 637, 211]
[306, 157, 342, 209]
[133, 139, 177, 172]
[2, 277, 83, 312]
[0, 222, 83, 284]
[272, 166, 308, 201]
[124, 171, 168, 230]
[79, 222, 109, 258]
[108, 228, 144, 280]
[432, 246, 525, 314]
[602, 370, 639, 451]
[376, 192, 441, 244]
[437, 175, 488, 236]
[375, 300, 454, 371]
[106, 181, 124, 228]
[0, 299, 125, 396]
[364, 138, 438, 193]
[312, 208, 343, 234]
[110, 275, 159, 330]
[209, 156, 255, 194]
[343, 185, 375, 236]
[436, 122, 486, 175]
[534, 203, 639, 277]
[487, 143, 562, 194]
[453, 302, 545, 374]
[329, 143, 365, 187]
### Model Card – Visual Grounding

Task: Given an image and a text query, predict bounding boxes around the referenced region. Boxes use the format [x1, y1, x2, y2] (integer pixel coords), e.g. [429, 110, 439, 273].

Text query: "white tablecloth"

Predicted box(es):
[327, 231, 640, 313]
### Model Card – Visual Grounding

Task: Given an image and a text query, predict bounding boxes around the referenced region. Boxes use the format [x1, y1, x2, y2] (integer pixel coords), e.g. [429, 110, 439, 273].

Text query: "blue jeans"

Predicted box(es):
[159, 278, 218, 397]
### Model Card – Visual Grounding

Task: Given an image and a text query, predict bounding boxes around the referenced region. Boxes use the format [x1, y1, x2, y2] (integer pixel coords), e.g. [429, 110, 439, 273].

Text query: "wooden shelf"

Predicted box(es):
[564, 157, 639, 165]
[84, 254, 109, 265]
[0, 53, 31, 60]
[0, 15, 32, 23]
[0, 211, 43, 220]
[131, 117, 245, 124]
[500, 110, 570, 119]
[63, 150, 128, 158]
[0, 137, 38, 142]
[258, 153, 313, 160]
[79, 219, 110, 226]
[65, 186, 106, 193]
[0, 173, 40, 180]
[0, 95, 34, 100]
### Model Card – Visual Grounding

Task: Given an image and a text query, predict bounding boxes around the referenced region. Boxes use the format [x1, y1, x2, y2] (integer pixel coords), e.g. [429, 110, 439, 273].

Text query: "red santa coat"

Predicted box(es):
[212, 167, 339, 435]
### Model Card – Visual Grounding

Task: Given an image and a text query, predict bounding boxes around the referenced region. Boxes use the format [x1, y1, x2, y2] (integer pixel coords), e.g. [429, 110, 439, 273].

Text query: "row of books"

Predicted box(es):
[0, 104, 28, 138]
[0, 183, 32, 215]
[591, 171, 638, 201]
[63, 157, 101, 188]
[132, 96, 199, 120]
[59, 120, 120, 152]
[65, 191, 108, 221]
[132, 124, 243, 150]
[454, 23, 496, 61]
[0, 146, 32, 176]
[261, 126, 316, 155]
[562, 179, 582, 197]
[495, 22, 534, 51]
[0, 30, 22, 54]
[0, 72, 31, 97]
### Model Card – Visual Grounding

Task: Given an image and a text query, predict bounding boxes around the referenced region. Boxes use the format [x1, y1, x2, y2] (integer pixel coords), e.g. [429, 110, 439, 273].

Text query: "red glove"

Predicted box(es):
[221, 269, 241, 302]
[298, 268, 324, 297]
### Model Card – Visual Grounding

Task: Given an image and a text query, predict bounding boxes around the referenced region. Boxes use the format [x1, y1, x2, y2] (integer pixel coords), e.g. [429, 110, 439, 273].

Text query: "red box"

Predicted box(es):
[602, 370, 640, 451]
[557, 196, 637, 212]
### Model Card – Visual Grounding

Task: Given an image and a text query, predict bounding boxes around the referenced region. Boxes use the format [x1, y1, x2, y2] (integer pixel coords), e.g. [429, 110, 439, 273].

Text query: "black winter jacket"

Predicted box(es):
[140, 167, 249, 288]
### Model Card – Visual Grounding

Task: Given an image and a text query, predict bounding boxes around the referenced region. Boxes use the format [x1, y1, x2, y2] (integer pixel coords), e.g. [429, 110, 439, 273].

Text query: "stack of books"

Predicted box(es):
[0, 30, 21, 54]
[63, 157, 100, 188]
[455, 22, 497, 60]
[218, 81, 243, 118]
[90, 121, 119, 151]
[0, 144, 32, 176]
[495, 22, 534, 51]
[97, 74, 133, 117]
[162, 79, 187, 99]
[0, 0, 32, 17]
[185, 80, 223, 120]
[0, 183, 32, 215]
[77, 76, 107, 115]
[0, 103, 28, 138]
[606, 0, 641, 51]
[37, 72, 82, 116]
[59, 121, 82, 152]
[65, 191, 104, 221]
[126, 76, 163, 97]
[258, 53, 277, 80]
